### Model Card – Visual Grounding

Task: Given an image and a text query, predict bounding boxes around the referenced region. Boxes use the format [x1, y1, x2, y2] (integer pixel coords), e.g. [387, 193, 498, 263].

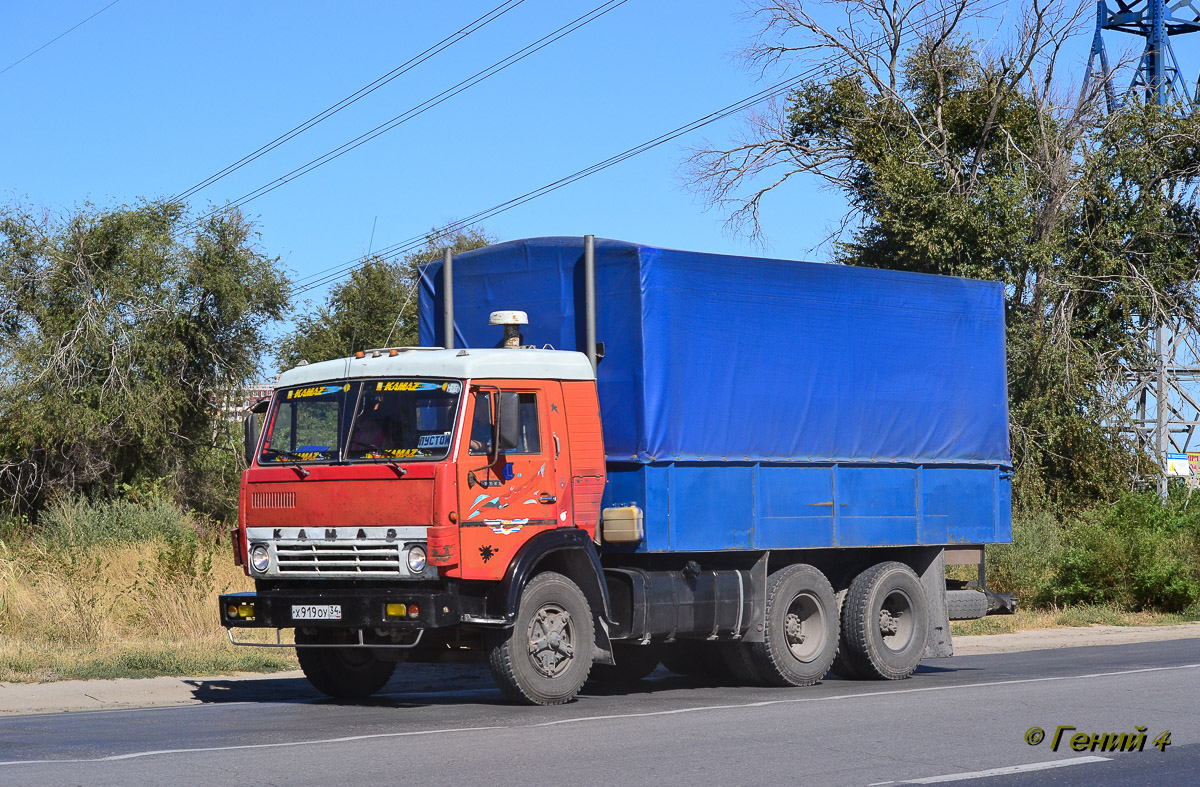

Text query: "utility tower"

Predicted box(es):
[1084, 1, 1200, 495]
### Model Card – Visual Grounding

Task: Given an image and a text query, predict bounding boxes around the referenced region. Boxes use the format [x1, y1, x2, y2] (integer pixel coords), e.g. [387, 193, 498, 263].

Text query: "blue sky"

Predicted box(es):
[1, 1, 847, 304]
[3, 1, 1193, 353]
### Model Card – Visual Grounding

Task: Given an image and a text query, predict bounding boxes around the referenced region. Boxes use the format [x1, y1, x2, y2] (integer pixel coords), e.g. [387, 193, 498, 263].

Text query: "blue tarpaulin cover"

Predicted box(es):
[419, 237, 1010, 468]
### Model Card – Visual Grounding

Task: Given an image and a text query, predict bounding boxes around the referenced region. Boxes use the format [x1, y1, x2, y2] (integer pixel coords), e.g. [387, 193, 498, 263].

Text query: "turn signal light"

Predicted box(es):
[386, 603, 407, 617]
[227, 603, 254, 619]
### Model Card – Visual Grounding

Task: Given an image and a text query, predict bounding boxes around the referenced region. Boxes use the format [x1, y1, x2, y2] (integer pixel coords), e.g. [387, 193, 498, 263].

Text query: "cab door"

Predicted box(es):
[456, 381, 562, 580]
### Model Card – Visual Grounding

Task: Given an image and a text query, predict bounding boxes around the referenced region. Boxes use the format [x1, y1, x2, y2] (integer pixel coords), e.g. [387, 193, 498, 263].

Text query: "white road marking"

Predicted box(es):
[0, 663, 1195, 767]
[529, 662, 1200, 728]
[0, 725, 506, 766]
[891, 755, 1111, 784]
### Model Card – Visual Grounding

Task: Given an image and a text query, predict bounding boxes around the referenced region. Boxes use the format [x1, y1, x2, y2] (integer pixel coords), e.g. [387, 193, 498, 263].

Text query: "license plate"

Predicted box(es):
[291, 604, 342, 621]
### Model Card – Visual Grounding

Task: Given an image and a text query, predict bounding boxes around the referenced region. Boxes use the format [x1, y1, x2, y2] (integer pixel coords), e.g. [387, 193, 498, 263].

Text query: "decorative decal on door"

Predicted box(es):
[463, 463, 548, 521]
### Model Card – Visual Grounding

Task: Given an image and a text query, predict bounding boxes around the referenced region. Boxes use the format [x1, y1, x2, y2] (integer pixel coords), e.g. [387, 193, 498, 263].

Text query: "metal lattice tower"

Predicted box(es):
[1085, 1, 1200, 493]
[1084, 1, 1200, 110]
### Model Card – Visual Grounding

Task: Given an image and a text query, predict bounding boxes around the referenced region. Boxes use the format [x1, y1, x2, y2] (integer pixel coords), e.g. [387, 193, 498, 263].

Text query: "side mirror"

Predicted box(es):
[498, 392, 520, 451]
[243, 412, 259, 467]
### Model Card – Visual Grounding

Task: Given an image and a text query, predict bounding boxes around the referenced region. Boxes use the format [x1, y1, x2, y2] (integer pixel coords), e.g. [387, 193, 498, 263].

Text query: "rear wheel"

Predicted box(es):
[487, 571, 594, 705]
[295, 629, 397, 699]
[830, 590, 865, 680]
[840, 561, 928, 680]
[719, 642, 769, 686]
[746, 564, 838, 687]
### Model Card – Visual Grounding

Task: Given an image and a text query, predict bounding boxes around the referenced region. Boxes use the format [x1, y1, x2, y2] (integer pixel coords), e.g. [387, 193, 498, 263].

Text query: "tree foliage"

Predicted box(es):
[0, 201, 290, 518]
[276, 227, 493, 369]
[686, 0, 1200, 510]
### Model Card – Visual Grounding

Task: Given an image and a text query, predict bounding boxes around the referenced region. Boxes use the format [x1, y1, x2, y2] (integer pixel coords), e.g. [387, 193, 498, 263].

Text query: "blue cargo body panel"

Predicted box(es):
[419, 237, 1013, 551]
[602, 462, 1011, 552]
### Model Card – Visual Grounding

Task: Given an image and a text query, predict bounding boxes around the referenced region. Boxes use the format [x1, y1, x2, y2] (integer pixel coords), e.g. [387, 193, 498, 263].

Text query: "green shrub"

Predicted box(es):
[37, 495, 200, 549]
[987, 507, 1064, 601]
[1041, 491, 1200, 612]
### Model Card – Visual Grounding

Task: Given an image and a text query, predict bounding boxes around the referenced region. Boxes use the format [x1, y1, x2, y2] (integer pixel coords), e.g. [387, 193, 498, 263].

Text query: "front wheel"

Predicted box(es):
[295, 629, 397, 699]
[488, 571, 595, 705]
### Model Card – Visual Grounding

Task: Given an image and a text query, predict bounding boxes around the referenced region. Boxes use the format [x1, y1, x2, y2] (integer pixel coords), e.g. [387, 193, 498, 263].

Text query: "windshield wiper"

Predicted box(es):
[260, 448, 313, 478]
[360, 456, 407, 477]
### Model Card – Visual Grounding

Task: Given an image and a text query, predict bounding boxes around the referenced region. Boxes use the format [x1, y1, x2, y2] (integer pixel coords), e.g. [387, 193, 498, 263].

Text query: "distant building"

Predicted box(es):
[216, 382, 274, 420]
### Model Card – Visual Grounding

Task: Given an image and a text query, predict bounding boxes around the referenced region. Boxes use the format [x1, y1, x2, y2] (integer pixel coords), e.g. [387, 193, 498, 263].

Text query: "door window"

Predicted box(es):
[467, 391, 541, 455]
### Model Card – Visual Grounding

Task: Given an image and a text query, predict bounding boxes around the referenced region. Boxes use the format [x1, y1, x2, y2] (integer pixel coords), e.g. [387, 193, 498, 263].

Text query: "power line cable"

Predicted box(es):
[0, 0, 121, 77]
[292, 67, 828, 294]
[186, 0, 630, 232]
[171, 0, 527, 202]
[290, 0, 1006, 295]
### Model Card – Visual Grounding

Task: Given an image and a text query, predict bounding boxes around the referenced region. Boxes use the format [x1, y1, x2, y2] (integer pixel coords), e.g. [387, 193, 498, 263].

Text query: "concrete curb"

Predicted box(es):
[3, 623, 1199, 717]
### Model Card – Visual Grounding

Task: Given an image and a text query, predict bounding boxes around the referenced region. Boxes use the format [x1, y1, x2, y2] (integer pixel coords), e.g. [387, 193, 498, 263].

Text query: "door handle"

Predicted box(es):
[538, 494, 557, 504]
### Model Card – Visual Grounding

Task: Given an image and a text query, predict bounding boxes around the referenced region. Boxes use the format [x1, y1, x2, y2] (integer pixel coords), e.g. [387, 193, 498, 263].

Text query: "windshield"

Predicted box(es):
[259, 379, 462, 464]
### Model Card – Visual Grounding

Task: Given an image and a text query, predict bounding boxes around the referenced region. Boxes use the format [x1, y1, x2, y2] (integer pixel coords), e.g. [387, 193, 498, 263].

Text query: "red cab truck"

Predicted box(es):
[220, 237, 1013, 705]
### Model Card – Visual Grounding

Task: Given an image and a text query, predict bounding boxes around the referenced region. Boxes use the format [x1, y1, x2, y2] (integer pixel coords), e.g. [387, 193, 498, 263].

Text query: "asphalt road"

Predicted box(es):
[0, 639, 1196, 786]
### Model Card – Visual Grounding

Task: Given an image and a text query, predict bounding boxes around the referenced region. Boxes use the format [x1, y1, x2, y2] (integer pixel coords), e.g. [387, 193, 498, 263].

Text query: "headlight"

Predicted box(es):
[249, 543, 271, 573]
[407, 545, 427, 573]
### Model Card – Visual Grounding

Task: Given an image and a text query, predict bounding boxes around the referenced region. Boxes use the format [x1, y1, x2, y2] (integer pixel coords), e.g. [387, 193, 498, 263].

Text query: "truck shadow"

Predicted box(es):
[184, 662, 978, 707]
[580, 663, 979, 697]
[184, 664, 501, 708]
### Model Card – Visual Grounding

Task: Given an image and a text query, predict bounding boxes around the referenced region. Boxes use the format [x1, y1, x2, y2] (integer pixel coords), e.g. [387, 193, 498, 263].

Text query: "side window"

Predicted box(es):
[510, 392, 541, 455]
[468, 392, 493, 456]
[467, 391, 541, 455]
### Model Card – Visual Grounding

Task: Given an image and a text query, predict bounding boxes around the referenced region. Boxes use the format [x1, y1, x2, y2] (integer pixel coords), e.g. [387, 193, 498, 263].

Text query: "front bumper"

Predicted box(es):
[219, 586, 462, 630]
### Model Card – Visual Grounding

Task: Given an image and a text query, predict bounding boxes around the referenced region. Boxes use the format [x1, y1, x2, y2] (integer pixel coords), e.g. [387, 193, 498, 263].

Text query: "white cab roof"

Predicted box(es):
[275, 348, 595, 388]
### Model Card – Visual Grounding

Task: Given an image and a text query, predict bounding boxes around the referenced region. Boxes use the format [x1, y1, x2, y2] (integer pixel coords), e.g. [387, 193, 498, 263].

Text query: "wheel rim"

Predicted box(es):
[526, 602, 576, 678]
[878, 589, 916, 652]
[783, 591, 827, 663]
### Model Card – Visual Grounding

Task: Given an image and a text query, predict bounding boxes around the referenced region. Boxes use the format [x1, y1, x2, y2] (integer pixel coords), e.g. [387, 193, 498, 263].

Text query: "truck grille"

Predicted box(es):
[275, 540, 402, 576]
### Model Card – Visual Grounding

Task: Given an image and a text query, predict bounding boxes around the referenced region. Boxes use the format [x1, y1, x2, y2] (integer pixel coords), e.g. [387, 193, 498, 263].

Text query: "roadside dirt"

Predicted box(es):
[3, 623, 1198, 716]
[951, 621, 1200, 655]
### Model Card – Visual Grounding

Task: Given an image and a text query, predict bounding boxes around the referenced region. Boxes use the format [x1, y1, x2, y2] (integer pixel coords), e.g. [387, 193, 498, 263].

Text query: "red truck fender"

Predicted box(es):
[488, 527, 615, 665]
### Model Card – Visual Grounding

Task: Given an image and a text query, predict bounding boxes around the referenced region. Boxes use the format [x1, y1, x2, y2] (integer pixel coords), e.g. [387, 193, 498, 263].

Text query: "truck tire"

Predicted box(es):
[946, 589, 989, 620]
[719, 642, 769, 686]
[841, 561, 928, 680]
[295, 630, 397, 699]
[487, 571, 595, 705]
[745, 563, 838, 687]
[830, 590, 865, 680]
[588, 643, 662, 683]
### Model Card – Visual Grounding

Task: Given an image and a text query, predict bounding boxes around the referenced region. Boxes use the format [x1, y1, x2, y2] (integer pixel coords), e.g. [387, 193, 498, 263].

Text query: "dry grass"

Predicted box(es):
[0, 539, 296, 682]
[4, 533, 1199, 683]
